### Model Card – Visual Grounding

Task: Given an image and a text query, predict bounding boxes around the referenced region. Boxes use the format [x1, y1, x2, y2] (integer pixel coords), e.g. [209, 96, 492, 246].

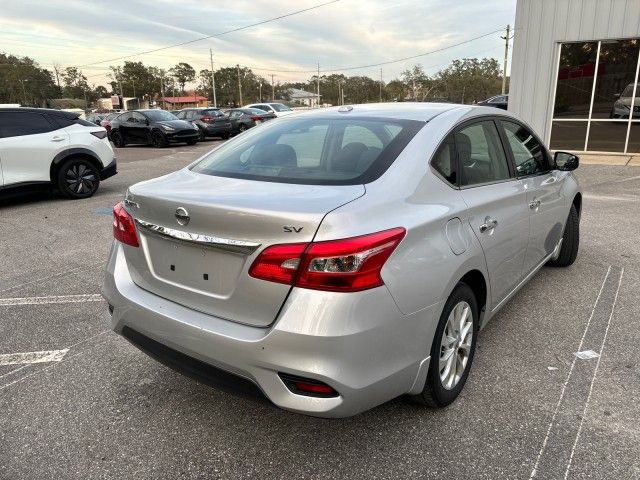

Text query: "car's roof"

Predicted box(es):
[288, 102, 471, 122]
[0, 107, 79, 119]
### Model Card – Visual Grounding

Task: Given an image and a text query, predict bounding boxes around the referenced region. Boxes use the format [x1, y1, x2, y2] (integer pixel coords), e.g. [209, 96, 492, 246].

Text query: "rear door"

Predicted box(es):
[456, 119, 529, 307]
[0, 111, 68, 185]
[499, 120, 566, 273]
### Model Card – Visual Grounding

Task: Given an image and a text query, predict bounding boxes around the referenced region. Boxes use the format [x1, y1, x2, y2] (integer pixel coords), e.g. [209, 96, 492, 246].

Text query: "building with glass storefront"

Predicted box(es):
[509, 0, 640, 155]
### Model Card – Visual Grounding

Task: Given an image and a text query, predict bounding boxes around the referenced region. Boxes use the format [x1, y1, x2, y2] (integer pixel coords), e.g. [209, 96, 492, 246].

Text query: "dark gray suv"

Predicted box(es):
[175, 108, 232, 141]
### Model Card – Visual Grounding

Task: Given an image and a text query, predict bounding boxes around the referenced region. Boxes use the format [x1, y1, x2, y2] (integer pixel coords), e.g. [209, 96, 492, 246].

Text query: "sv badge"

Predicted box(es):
[283, 226, 303, 233]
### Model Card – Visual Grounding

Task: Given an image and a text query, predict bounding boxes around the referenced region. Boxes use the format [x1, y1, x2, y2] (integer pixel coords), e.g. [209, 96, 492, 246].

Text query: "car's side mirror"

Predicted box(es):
[554, 151, 579, 171]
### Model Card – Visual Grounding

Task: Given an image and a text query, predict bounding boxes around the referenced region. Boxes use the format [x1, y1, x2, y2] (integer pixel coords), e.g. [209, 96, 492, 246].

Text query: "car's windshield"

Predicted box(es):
[621, 84, 640, 97]
[143, 110, 178, 121]
[190, 117, 423, 185]
[243, 108, 268, 115]
[270, 103, 292, 112]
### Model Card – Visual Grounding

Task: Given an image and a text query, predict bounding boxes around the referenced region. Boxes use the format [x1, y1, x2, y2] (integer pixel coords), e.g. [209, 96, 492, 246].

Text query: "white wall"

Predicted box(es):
[510, 0, 640, 143]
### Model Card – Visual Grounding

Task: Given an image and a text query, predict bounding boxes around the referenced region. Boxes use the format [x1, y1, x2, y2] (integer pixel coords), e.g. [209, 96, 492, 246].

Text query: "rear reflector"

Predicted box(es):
[91, 131, 108, 139]
[249, 228, 405, 292]
[278, 373, 339, 397]
[113, 201, 139, 247]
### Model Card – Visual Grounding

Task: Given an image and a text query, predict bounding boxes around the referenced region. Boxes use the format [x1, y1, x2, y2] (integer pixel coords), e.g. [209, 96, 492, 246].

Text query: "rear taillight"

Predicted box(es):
[91, 131, 108, 139]
[249, 228, 405, 292]
[250, 115, 263, 121]
[201, 116, 213, 122]
[113, 202, 139, 247]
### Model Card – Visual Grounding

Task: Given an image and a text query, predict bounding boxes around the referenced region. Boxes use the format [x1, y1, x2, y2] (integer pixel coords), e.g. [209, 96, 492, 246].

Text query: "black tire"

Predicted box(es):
[198, 128, 206, 141]
[56, 157, 100, 199]
[221, 133, 230, 140]
[238, 123, 247, 132]
[186, 139, 198, 145]
[412, 282, 479, 408]
[111, 130, 125, 148]
[152, 130, 168, 148]
[548, 204, 579, 267]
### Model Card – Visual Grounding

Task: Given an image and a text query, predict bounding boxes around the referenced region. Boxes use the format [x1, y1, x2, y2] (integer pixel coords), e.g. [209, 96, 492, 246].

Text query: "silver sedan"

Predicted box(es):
[103, 103, 581, 417]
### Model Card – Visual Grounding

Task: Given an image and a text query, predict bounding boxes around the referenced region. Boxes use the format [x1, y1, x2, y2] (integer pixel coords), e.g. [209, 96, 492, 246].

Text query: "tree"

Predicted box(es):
[169, 62, 196, 93]
[0, 53, 59, 106]
[433, 58, 502, 103]
[61, 67, 90, 99]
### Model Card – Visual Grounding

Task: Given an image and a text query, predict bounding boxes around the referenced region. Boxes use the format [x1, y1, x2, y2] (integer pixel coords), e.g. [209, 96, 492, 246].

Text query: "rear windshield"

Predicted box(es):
[190, 117, 424, 185]
[203, 109, 224, 117]
[270, 103, 292, 112]
[243, 108, 268, 115]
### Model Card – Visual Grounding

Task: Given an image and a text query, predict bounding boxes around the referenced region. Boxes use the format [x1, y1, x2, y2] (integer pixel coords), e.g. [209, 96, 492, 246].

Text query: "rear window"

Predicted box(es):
[203, 109, 224, 117]
[190, 117, 424, 185]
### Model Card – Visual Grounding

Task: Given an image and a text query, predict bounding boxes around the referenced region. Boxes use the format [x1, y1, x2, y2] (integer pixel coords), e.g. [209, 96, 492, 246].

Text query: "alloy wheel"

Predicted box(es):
[439, 301, 473, 390]
[65, 163, 97, 195]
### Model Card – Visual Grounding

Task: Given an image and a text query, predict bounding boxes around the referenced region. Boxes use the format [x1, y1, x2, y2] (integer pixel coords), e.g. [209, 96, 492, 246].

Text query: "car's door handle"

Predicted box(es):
[529, 199, 541, 209]
[51, 136, 65, 142]
[479, 217, 498, 233]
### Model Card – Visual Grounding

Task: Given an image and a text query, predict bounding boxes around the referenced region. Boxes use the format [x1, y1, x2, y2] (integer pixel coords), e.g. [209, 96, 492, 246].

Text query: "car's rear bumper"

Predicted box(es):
[100, 158, 117, 180]
[102, 241, 440, 418]
[203, 124, 232, 136]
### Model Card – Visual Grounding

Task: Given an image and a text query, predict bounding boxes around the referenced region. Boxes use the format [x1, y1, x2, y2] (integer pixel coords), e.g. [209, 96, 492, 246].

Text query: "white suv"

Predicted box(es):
[0, 108, 117, 199]
[243, 103, 295, 117]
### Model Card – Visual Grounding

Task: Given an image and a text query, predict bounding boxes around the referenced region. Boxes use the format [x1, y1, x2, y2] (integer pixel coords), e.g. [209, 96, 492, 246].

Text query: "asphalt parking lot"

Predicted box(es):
[1, 142, 639, 479]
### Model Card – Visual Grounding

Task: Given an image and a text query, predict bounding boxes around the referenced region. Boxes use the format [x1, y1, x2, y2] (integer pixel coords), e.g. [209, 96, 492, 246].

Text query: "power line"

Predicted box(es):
[76, 0, 341, 68]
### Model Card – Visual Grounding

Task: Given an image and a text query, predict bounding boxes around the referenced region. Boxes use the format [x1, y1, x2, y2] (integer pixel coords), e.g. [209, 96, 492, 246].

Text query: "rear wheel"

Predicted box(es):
[186, 139, 198, 145]
[57, 157, 100, 199]
[221, 133, 230, 140]
[413, 283, 478, 407]
[198, 128, 206, 141]
[111, 131, 125, 148]
[548, 204, 579, 267]
[238, 124, 247, 133]
[152, 131, 168, 148]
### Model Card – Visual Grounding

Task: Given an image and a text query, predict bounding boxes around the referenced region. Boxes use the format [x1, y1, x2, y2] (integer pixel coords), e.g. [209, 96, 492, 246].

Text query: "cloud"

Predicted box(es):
[0, 0, 516, 85]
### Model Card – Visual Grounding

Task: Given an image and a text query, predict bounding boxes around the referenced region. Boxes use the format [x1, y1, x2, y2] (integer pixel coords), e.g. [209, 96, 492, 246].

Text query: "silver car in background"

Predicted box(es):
[103, 103, 581, 417]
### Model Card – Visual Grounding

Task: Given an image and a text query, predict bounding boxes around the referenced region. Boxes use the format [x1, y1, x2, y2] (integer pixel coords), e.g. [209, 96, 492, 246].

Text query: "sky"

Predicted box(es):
[0, 0, 517, 88]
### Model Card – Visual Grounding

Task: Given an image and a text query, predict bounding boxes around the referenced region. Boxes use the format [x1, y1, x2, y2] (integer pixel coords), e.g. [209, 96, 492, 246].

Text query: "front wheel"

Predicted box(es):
[111, 131, 125, 148]
[57, 158, 100, 199]
[547, 204, 579, 267]
[198, 128, 206, 141]
[152, 131, 168, 148]
[412, 283, 478, 407]
[186, 139, 198, 145]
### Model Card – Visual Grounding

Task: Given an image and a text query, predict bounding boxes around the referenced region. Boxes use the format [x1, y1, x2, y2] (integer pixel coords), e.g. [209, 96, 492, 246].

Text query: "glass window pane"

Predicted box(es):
[550, 121, 588, 150]
[592, 39, 640, 119]
[586, 121, 628, 152]
[625, 122, 640, 152]
[501, 121, 550, 175]
[431, 135, 457, 185]
[457, 121, 511, 186]
[553, 42, 598, 118]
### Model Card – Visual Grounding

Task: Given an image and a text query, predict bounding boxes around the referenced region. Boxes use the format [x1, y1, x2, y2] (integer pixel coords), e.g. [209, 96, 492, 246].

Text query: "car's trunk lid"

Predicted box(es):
[123, 169, 365, 327]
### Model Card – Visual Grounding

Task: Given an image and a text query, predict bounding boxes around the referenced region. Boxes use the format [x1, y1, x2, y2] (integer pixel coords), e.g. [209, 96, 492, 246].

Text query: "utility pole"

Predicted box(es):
[20, 79, 27, 105]
[271, 74, 275, 101]
[501, 24, 511, 95]
[317, 62, 320, 108]
[118, 73, 123, 98]
[237, 64, 243, 106]
[132, 79, 136, 98]
[209, 48, 217, 108]
[259, 82, 262, 102]
[160, 70, 165, 109]
[379, 68, 383, 102]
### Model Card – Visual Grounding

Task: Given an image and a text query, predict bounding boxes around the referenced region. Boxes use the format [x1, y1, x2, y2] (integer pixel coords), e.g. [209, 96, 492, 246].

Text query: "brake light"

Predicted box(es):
[113, 202, 139, 247]
[201, 115, 213, 122]
[250, 115, 263, 121]
[249, 228, 405, 292]
[91, 131, 108, 139]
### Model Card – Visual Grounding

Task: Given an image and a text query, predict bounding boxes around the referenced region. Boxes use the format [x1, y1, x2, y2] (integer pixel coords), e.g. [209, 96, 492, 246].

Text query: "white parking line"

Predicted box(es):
[563, 267, 624, 479]
[0, 349, 69, 366]
[529, 265, 612, 479]
[0, 293, 103, 306]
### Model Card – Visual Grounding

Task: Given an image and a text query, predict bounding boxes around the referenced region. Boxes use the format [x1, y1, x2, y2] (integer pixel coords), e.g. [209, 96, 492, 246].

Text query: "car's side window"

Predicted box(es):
[456, 121, 511, 187]
[500, 120, 549, 176]
[254, 105, 270, 112]
[132, 112, 146, 124]
[0, 112, 55, 138]
[431, 135, 457, 186]
[175, 111, 185, 119]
